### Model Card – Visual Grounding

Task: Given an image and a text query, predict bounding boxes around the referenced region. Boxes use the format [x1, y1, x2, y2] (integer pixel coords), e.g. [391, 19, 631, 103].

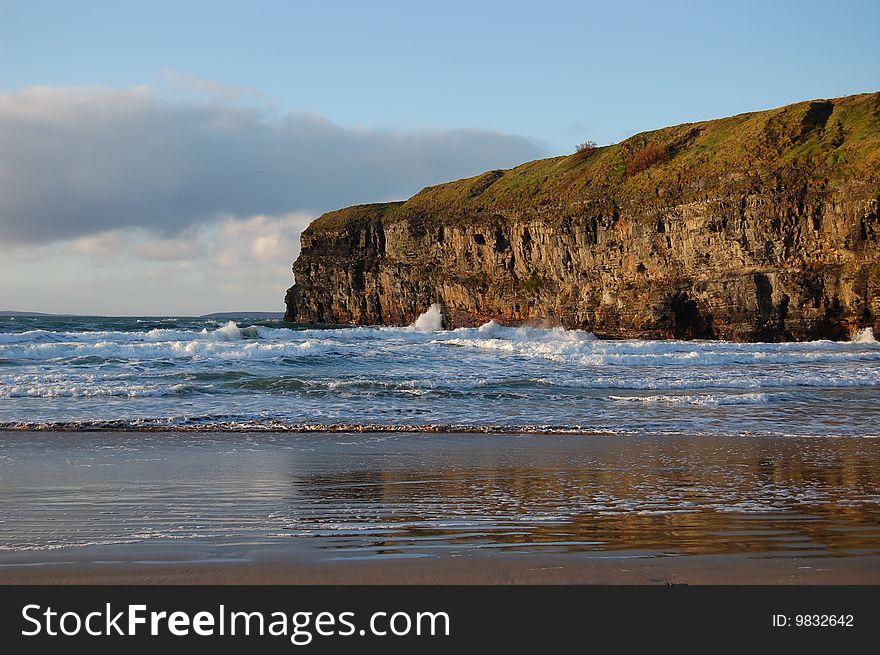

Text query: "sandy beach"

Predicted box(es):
[3, 550, 880, 585]
[1, 430, 879, 585]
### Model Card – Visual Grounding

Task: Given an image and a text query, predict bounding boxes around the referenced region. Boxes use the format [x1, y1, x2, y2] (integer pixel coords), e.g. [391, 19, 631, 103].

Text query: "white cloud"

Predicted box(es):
[0, 81, 544, 313]
[6, 212, 314, 313]
[210, 213, 313, 291]
[132, 230, 206, 261]
[159, 68, 264, 104]
[69, 231, 127, 258]
[0, 85, 544, 245]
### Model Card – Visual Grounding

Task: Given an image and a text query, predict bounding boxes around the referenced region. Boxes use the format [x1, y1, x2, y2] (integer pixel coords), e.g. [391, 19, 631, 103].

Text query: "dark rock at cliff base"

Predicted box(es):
[285, 93, 880, 341]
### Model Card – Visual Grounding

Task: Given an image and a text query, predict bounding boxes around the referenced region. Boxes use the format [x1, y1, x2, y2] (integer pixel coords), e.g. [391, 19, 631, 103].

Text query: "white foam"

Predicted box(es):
[0, 330, 57, 344]
[852, 327, 878, 344]
[1, 381, 169, 398]
[436, 322, 597, 361]
[608, 392, 769, 406]
[477, 320, 504, 336]
[215, 320, 243, 340]
[434, 328, 880, 367]
[0, 338, 337, 362]
[412, 304, 444, 331]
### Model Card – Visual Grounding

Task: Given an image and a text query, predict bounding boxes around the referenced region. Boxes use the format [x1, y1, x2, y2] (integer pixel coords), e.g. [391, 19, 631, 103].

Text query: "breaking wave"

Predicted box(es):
[608, 392, 769, 406]
[1, 315, 879, 436]
[852, 327, 878, 344]
[412, 304, 444, 331]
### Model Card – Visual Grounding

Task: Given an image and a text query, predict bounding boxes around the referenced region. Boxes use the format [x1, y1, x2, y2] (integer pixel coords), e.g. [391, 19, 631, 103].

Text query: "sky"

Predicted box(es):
[1, 0, 879, 315]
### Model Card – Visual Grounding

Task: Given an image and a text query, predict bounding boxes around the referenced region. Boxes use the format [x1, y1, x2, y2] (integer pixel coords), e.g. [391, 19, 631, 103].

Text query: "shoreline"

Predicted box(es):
[3, 426, 880, 438]
[3, 552, 880, 585]
[2, 430, 878, 586]
[0, 424, 639, 434]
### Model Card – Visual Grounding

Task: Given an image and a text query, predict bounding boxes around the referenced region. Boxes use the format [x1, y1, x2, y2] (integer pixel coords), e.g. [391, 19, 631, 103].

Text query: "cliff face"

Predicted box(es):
[285, 93, 880, 341]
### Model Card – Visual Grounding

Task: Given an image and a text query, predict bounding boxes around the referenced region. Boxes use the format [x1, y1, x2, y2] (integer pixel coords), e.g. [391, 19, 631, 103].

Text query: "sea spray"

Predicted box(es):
[215, 321, 243, 340]
[412, 304, 444, 331]
[851, 327, 878, 344]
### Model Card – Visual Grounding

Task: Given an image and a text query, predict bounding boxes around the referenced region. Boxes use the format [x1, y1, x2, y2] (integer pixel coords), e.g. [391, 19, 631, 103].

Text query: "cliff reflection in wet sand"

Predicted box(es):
[287, 435, 880, 559]
[4, 431, 875, 562]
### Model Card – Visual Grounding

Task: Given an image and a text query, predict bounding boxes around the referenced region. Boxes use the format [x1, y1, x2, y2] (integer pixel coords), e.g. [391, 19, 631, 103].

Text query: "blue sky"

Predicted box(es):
[5, 0, 878, 151]
[1, 0, 879, 313]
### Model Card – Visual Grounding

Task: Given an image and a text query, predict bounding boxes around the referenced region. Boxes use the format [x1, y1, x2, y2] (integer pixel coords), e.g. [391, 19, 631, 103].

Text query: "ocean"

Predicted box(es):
[1, 308, 878, 437]
[1, 309, 879, 568]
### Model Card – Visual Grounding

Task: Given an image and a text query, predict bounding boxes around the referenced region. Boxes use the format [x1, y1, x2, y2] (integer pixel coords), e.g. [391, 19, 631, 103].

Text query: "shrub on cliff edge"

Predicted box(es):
[626, 142, 670, 175]
[575, 140, 599, 156]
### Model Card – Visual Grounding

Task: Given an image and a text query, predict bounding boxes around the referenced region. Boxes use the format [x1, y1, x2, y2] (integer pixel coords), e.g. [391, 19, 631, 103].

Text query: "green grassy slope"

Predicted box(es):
[307, 92, 880, 234]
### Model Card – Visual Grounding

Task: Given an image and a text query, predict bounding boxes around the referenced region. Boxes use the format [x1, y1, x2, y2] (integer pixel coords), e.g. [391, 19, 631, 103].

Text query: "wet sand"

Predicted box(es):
[2, 431, 879, 585]
[3, 551, 880, 585]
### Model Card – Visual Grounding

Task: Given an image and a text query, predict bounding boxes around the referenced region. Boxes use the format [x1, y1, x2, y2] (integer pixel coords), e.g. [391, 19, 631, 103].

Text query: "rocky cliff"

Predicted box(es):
[285, 93, 880, 341]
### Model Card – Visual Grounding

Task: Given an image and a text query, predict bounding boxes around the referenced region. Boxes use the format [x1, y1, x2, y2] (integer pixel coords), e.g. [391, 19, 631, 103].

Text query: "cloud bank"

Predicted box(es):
[0, 86, 544, 245]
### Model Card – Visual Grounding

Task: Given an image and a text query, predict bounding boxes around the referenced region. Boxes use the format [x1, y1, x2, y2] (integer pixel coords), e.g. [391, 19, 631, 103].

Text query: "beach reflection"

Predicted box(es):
[0, 432, 878, 560]
[285, 435, 880, 559]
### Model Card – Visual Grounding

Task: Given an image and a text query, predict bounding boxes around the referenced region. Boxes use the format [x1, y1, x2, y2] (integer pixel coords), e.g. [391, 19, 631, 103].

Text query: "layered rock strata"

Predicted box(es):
[285, 94, 880, 341]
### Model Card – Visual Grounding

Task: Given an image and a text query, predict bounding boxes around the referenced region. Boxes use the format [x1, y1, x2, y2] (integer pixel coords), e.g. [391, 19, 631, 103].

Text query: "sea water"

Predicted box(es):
[1, 310, 878, 437]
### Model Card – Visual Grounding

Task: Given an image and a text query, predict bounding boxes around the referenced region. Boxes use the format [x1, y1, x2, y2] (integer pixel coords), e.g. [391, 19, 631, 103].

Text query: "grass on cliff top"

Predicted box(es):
[307, 92, 880, 234]
[307, 201, 404, 233]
